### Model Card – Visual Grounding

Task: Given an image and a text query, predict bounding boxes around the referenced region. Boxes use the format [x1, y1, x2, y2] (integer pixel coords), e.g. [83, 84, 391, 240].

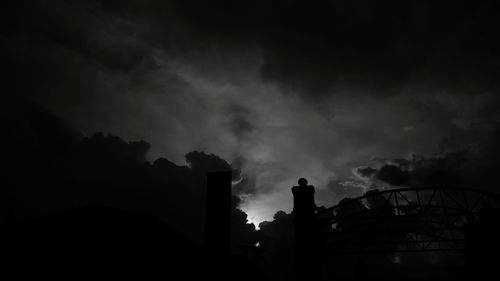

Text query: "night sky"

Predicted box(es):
[6, 0, 500, 226]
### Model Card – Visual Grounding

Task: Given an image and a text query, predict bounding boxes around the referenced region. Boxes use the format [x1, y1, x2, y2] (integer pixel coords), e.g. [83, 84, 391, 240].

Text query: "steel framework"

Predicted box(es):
[315, 187, 500, 255]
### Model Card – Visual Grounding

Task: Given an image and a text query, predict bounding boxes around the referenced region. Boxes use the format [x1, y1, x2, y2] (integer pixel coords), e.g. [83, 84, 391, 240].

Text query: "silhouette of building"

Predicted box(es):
[465, 205, 500, 280]
[2, 204, 200, 280]
[292, 178, 320, 281]
[204, 171, 232, 276]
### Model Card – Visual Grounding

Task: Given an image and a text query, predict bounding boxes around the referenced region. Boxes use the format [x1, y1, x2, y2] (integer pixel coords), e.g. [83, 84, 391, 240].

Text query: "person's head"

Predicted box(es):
[298, 178, 308, 187]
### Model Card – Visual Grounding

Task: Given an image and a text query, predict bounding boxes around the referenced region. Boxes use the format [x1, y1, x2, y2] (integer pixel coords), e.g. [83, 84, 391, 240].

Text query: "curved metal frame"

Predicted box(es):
[315, 187, 500, 255]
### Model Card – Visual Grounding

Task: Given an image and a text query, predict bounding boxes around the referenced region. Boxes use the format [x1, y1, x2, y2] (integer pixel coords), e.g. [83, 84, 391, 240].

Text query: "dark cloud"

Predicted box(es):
[185, 150, 238, 176]
[376, 164, 411, 187]
[2, 102, 255, 246]
[6, 0, 500, 228]
[6, 3, 500, 278]
[9, 0, 500, 101]
[354, 166, 378, 179]
[85, 132, 151, 164]
[357, 125, 500, 191]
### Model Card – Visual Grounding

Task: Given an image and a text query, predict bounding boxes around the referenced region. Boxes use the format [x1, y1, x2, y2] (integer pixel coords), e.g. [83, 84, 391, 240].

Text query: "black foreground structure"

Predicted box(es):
[292, 182, 500, 281]
[2, 204, 199, 279]
[1, 171, 236, 280]
[292, 178, 320, 281]
[204, 171, 232, 260]
[204, 171, 232, 277]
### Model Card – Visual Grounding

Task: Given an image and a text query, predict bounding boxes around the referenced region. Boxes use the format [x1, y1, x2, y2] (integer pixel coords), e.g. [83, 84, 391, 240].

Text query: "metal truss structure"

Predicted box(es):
[315, 187, 500, 255]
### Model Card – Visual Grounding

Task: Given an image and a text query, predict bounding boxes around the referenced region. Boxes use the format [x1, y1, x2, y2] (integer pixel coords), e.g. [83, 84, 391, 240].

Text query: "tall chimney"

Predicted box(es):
[204, 171, 232, 260]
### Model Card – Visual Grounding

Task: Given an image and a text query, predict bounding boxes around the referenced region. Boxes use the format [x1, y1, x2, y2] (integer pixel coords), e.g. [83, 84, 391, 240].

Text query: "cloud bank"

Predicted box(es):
[6, 0, 500, 223]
